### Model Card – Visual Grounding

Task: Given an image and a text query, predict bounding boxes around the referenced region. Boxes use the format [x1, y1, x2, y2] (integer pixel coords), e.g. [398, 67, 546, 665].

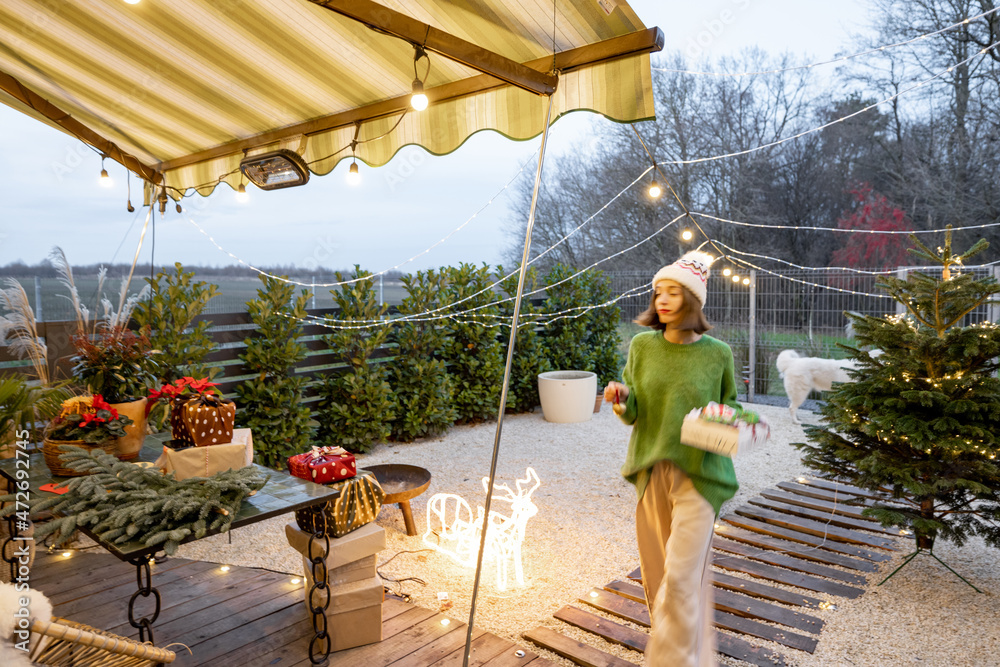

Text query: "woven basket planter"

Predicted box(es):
[42, 438, 117, 477]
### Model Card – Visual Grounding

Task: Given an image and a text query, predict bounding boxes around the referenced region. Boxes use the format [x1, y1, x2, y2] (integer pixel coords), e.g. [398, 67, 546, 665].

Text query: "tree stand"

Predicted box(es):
[878, 547, 983, 593]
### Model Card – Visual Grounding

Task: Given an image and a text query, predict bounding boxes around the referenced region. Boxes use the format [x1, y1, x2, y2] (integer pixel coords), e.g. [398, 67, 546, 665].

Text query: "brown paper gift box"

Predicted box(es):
[154, 428, 253, 480]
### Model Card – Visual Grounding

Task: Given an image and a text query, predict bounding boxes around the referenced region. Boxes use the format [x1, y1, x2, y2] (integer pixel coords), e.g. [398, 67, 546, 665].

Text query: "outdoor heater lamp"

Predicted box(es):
[239, 149, 310, 190]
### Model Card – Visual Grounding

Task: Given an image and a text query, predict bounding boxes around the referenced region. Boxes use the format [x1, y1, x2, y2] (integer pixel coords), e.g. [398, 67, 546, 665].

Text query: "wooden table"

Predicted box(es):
[0, 434, 342, 665]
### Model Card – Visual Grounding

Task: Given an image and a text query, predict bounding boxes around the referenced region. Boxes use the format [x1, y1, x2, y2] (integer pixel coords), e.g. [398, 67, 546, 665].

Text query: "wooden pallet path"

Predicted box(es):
[524, 479, 908, 667]
[29, 550, 550, 666]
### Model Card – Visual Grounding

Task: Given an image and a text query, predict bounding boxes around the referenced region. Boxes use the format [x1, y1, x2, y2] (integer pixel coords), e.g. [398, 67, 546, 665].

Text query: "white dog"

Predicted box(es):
[776, 350, 860, 424]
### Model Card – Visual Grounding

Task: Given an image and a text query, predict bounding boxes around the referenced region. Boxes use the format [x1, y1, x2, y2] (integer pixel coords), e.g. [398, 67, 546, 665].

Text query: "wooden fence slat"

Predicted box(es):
[734, 505, 898, 551]
[748, 497, 906, 538]
[523, 627, 636, 667]
[714, 523, 878, 572]
[712, 537, 868, 585]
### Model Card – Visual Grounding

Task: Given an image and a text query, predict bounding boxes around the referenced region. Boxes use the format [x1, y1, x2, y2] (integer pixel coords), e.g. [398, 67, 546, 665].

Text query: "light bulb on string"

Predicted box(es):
[411, 79, 428, 111]
[411, 45, 430, 111]
[732, 274, 740, 283]
[648, 181, 662, 198]
[742, 277, 750, 286]
[347, 160, 361, 186]
[236, 182, 248, 203]
[723, 267, 732, 277]
[681, 229, 693, 241]
[99, 157, 113, 187]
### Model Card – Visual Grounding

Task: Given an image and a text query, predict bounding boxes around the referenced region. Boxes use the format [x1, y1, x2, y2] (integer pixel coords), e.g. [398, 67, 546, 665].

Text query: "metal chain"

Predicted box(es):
[307, 511, 331, 665]
[1, 515, 18, 583]
[127, 557, 161, 643]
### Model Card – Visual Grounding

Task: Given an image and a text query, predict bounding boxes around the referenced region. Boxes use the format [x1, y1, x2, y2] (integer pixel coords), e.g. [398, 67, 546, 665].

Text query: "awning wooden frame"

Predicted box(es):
[310, 0, 559, 96]
[157, 27, 662, 173]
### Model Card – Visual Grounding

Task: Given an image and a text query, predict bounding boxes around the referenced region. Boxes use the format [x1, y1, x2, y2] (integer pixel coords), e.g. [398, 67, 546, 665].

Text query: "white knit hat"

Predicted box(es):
[651, 251, 714, 306]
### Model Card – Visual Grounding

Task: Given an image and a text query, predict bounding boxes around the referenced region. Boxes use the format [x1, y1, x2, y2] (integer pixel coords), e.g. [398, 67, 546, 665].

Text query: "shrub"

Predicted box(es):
[389, 269, 456, 441]
[579, 269, 622, 387]
[440, 263, 504, 423]
[235, 275, 314, 468]
[540, 264, 592, 372]
[496, 265, 551, 412]
[132, 263, 220, 383]
[314, 267, 396, 453]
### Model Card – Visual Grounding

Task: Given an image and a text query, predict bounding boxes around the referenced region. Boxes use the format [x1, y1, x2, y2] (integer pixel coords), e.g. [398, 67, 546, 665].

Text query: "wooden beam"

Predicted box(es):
[310, 0, 557, 95]
[0, 70, 162, 184]
[157, 27, 662, 173]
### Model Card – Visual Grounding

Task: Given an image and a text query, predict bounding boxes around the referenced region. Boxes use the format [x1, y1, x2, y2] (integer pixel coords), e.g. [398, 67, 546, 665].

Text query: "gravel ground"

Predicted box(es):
[175, 402, 1000, 666]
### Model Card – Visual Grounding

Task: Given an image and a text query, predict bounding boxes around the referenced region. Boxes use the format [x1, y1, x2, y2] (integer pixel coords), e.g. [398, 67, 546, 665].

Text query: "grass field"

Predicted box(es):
[9, 275, 409, 321]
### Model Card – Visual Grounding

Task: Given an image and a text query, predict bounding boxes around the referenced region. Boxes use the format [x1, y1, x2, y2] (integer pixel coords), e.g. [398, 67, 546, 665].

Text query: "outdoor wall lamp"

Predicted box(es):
[239, 149, 310, 190]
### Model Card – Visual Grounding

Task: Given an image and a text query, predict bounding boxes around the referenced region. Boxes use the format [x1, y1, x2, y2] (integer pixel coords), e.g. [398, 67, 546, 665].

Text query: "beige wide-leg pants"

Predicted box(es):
[637, 461, 717, 667]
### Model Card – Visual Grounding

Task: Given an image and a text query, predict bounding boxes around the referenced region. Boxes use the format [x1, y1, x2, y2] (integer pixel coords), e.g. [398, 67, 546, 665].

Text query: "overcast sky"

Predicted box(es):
[0, 0, 871, 274]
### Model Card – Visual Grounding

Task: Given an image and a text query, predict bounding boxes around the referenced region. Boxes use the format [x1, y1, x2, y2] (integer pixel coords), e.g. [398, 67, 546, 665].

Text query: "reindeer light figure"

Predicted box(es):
[422, 467, 541, 591]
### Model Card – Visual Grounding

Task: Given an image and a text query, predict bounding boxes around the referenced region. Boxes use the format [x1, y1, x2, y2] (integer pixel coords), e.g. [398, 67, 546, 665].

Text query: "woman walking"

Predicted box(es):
[605, 251, 739, 667]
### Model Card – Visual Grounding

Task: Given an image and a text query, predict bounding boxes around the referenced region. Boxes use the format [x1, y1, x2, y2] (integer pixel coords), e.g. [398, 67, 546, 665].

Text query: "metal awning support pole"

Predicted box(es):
[462, 93, 554, 667]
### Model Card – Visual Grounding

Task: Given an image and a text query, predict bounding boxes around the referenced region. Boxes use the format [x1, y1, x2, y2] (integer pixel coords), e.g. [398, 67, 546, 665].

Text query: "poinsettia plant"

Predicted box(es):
[47, 394, 134, 444]
[148, 376, 221, 405]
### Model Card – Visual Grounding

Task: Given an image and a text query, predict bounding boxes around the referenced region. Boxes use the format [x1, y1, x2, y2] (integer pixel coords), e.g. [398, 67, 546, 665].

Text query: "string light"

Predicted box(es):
[654, 41, 999, 167]
[346, 160, 361, 186]
[681, 229, 693, 241]
[99, 157, 113, 188]
[742, 277, 750, 286]
[652, 7, 1000, 78]
[648, 181, 662, 198]
[183, 149, 538, 288]
[411, 45, 430, 111]
[236, 182, 248, 203]
[694, 211, 1000, 236]
[722, 268, 732, 277]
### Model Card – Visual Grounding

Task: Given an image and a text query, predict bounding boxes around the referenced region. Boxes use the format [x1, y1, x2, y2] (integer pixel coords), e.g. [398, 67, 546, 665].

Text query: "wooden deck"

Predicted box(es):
[524, 477, 910, 667]
[29, 550, 552, 666]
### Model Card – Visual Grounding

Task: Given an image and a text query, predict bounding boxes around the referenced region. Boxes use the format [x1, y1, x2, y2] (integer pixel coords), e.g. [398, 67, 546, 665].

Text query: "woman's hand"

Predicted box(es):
[604, 382, 629, 404]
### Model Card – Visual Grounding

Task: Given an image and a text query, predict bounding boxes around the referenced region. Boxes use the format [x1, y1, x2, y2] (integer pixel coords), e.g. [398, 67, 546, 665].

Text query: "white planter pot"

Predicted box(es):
[537, 371, 598, 423]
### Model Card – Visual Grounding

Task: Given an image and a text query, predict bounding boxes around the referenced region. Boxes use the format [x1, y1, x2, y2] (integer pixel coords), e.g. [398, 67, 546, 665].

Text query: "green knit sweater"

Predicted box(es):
[618, 331, 740, 514]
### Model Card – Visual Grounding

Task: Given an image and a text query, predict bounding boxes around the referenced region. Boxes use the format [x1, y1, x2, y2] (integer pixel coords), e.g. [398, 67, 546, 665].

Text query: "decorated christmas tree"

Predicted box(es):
[794, 230, 1000, 567]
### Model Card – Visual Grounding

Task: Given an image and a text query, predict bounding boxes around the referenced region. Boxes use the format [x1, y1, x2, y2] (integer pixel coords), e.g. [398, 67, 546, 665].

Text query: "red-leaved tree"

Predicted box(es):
[832, 183, 914, 270]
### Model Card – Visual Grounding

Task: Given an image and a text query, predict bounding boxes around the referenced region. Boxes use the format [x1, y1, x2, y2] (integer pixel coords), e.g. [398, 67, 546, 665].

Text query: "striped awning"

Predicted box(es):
[0, 0, 660, 199]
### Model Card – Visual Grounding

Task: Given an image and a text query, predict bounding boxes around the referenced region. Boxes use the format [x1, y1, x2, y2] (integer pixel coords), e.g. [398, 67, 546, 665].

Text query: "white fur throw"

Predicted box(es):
[0, 582, 53, 666]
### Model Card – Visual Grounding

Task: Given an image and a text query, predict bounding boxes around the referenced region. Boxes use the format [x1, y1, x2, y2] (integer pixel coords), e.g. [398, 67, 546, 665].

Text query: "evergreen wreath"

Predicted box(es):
[0, 446, 269, 555]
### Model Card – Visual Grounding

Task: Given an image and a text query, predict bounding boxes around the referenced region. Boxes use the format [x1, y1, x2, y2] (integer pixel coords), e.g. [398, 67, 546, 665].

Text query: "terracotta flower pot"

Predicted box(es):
[110, 397, 148, 460]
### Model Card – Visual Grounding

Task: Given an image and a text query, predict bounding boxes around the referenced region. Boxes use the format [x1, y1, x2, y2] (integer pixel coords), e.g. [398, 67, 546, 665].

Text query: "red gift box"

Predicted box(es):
[289, 446, 357, 484]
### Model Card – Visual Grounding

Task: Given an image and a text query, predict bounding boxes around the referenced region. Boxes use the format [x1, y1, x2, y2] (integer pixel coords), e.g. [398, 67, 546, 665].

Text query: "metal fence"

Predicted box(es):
[7, 266, 999, 399]
[608, 265, 1000, 399]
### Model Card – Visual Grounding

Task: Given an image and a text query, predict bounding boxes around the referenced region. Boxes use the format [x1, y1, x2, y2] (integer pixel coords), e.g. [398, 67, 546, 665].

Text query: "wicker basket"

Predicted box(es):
[30, 616, 176, 665]
[42, 438, 117, 477]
